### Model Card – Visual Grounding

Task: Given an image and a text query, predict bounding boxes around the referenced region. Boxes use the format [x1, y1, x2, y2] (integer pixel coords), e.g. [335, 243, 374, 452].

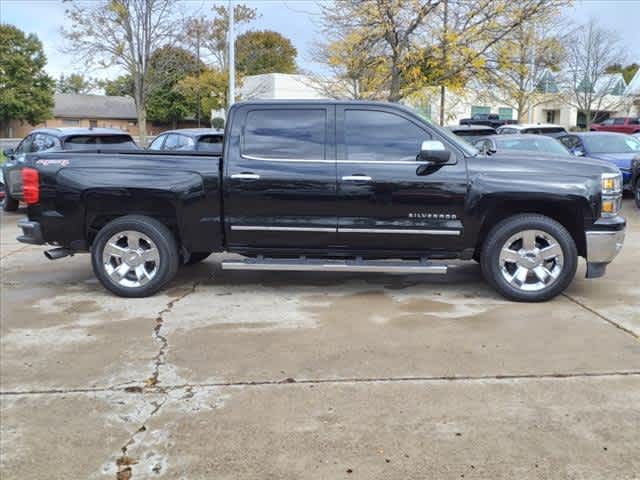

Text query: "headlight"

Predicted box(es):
[601, 172, 622, 218]
[601, 172, 622, 193]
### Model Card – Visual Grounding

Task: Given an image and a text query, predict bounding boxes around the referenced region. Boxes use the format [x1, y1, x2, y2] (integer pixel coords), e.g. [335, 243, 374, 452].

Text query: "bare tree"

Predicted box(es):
[562, 19, 627, 130]
[61, 0, 182, 145]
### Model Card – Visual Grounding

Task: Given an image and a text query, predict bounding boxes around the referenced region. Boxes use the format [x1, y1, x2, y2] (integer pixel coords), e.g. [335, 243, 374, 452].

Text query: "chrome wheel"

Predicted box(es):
[499, 229, 564, 292]
[102, 230, 160, 288]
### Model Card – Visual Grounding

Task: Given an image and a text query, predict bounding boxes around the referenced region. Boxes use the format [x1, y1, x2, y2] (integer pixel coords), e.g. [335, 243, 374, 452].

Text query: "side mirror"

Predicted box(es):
[3, 147, 15, 157]
[418, 140, 451, 163]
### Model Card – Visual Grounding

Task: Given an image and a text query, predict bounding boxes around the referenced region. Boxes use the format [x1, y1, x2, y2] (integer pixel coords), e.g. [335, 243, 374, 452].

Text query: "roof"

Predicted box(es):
[626, 68, 640, 96]
[31, 127, 131, 137]
[499, 123, 564, 130]
[53, 93, 137, 120]
[446, 125, 496, 131]
[159, 128, 223, 137]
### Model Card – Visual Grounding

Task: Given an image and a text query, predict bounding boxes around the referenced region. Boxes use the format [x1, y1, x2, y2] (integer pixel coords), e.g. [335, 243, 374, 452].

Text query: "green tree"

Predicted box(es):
[0, 25, 54, 136]
[57, 73, 96, 94]
[175, 69, 228, 124]
[605, 63, 640, 84]
[100, 75, 134, 97]
[146, 46, 205, 127]
[236, 30, 297, 75]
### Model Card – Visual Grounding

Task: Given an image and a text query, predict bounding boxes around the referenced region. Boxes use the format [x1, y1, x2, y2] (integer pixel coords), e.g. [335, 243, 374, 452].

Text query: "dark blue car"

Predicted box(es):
[559, 132, 640, 190]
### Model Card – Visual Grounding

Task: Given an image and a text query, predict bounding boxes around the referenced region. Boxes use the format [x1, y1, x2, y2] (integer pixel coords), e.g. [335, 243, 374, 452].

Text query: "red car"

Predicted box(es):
[590, 117, 640, 134]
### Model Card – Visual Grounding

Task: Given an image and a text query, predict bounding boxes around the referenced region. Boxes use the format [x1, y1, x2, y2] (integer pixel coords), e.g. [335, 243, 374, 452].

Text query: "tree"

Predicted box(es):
[236, 30, 297, 75]
[317, 0, 561, 103]
[57, 73, 97, 94]
[479, 5, 568, 122]
[0, 25, 54, 136]
[145, 46, 204, 127]
[605, 63, 640, 84]
[100, 75, 134, 97]
[563, 19, 627, 130]
[62, 0, 182, 145]
[175, 69, 228, 124]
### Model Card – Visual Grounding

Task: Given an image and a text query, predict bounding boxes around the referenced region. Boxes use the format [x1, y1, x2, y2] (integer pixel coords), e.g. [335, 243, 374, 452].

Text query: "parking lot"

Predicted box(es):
[0, 201, 638, 479]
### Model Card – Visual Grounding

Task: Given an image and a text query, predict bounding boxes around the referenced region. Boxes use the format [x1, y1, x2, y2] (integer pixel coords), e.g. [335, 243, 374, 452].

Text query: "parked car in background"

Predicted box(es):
[459, 113, 516, 128]
[496, 124, 567, 137]
[2, 128, 138, 211]
[632, 157, 640, 208]
[590, 117, 640, 135]
[446, 125, 497, 142]
[558, 132, 640, 190]
[148, 128, 224, 153]
[473, 134, 571, 157]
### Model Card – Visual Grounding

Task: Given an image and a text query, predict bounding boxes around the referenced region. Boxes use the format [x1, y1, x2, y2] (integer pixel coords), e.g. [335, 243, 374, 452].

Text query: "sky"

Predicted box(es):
[1, 0, 639, 81]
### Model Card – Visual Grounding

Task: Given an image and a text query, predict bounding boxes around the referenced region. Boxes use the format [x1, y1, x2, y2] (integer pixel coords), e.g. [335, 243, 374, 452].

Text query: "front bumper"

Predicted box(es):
[584, 221, 626, 278]
[17, 219, 45, 245]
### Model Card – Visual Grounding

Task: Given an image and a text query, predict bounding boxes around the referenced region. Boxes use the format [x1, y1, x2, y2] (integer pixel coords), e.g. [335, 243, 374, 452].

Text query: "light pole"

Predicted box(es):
[228, 0, 235, 110]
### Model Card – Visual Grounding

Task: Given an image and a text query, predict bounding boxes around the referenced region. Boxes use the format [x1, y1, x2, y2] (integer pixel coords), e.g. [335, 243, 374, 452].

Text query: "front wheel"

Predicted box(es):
[480, 214, 578, 302]
[91, 215, 179, 297]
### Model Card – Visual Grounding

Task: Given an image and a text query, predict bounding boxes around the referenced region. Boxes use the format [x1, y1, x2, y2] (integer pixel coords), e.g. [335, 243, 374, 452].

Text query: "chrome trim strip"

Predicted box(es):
[231, 173, 261, 180]
[341, 175, 373, 181]
[231, 226, 336, 233]
[231, 226, 461, 235]
[241, 154, 434, 165]
[339, 228, 461, 236]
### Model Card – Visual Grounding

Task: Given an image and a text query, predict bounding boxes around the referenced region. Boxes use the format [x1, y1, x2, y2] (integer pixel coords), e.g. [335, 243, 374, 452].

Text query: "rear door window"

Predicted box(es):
[243, 109, 326, 160]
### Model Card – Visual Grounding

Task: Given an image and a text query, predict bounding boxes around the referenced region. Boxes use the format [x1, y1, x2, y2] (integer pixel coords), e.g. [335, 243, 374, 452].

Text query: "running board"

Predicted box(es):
[221, 257, 447, 274]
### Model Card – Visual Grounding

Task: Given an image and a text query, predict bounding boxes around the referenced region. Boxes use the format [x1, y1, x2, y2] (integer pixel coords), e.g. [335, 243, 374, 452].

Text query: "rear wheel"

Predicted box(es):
[2, 191, 19, 212]
[480, 214, 577, 302]
[91, 215, 179, 297]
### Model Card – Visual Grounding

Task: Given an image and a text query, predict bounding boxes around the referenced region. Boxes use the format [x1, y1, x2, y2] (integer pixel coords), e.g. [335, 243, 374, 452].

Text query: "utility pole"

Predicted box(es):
[439, 0, 449, 126]
[228, 0, 235, 110]
[196, 23, 201, 127]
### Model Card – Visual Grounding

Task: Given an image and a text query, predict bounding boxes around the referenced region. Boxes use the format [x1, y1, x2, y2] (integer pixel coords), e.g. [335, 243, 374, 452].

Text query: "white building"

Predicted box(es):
[239, 73, 330, 100]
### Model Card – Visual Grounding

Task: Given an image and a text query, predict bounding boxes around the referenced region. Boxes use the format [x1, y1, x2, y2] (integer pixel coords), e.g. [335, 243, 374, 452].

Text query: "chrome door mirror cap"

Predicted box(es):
[418, 140, 451, 163]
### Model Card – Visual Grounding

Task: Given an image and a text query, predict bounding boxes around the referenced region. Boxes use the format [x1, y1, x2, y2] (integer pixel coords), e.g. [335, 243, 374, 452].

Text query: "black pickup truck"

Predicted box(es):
[459, 113, 517, 129]
[16, 101, 626, 302]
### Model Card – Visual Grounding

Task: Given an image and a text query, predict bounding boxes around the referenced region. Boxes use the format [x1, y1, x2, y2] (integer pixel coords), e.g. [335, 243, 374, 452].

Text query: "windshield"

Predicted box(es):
[410, 107, 479, 156]
[495, 136, 570, 156]
[583, 134, 640, 154]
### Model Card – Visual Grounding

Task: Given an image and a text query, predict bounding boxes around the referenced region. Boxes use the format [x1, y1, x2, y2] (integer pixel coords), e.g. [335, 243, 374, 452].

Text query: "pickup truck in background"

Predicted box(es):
[16, 101, 626, 302]
[459, 113, 517, 128]
[590, 117, 640, 134]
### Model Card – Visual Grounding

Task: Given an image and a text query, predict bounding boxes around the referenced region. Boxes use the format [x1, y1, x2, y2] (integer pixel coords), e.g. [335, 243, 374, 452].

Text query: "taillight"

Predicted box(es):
[22, 168, 40, 205]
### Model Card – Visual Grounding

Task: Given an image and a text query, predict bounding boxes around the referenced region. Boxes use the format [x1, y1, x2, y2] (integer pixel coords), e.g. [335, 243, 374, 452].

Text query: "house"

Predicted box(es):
[3, 93, 201, 139]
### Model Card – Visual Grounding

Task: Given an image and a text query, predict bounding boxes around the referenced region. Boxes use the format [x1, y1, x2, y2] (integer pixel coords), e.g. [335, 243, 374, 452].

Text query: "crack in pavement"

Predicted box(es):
[562, 293, 639, 340]
[145, 282, 199, 389]
[3, 370, 640, 397]
[0, 245, 31, 260]
[112, 281, 199, 479]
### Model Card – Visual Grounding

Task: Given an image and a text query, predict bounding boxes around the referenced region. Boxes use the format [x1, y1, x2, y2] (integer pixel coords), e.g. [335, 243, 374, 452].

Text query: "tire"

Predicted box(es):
[635, 180, 640, 209]
[480, 214, 578, 302]
[2, 191, 19, 212]
[91, 215, 179, 298]
[185, 252, 211, 265]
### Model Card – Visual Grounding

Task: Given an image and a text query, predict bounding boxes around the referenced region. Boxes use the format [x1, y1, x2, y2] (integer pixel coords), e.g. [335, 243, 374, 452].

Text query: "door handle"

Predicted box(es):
[231, 173, 261, 180]
[341, 175, 373, 181]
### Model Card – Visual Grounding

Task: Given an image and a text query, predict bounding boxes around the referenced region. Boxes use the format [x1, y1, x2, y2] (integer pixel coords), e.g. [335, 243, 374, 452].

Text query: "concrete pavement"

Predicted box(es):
[1, 201, 638, 479]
